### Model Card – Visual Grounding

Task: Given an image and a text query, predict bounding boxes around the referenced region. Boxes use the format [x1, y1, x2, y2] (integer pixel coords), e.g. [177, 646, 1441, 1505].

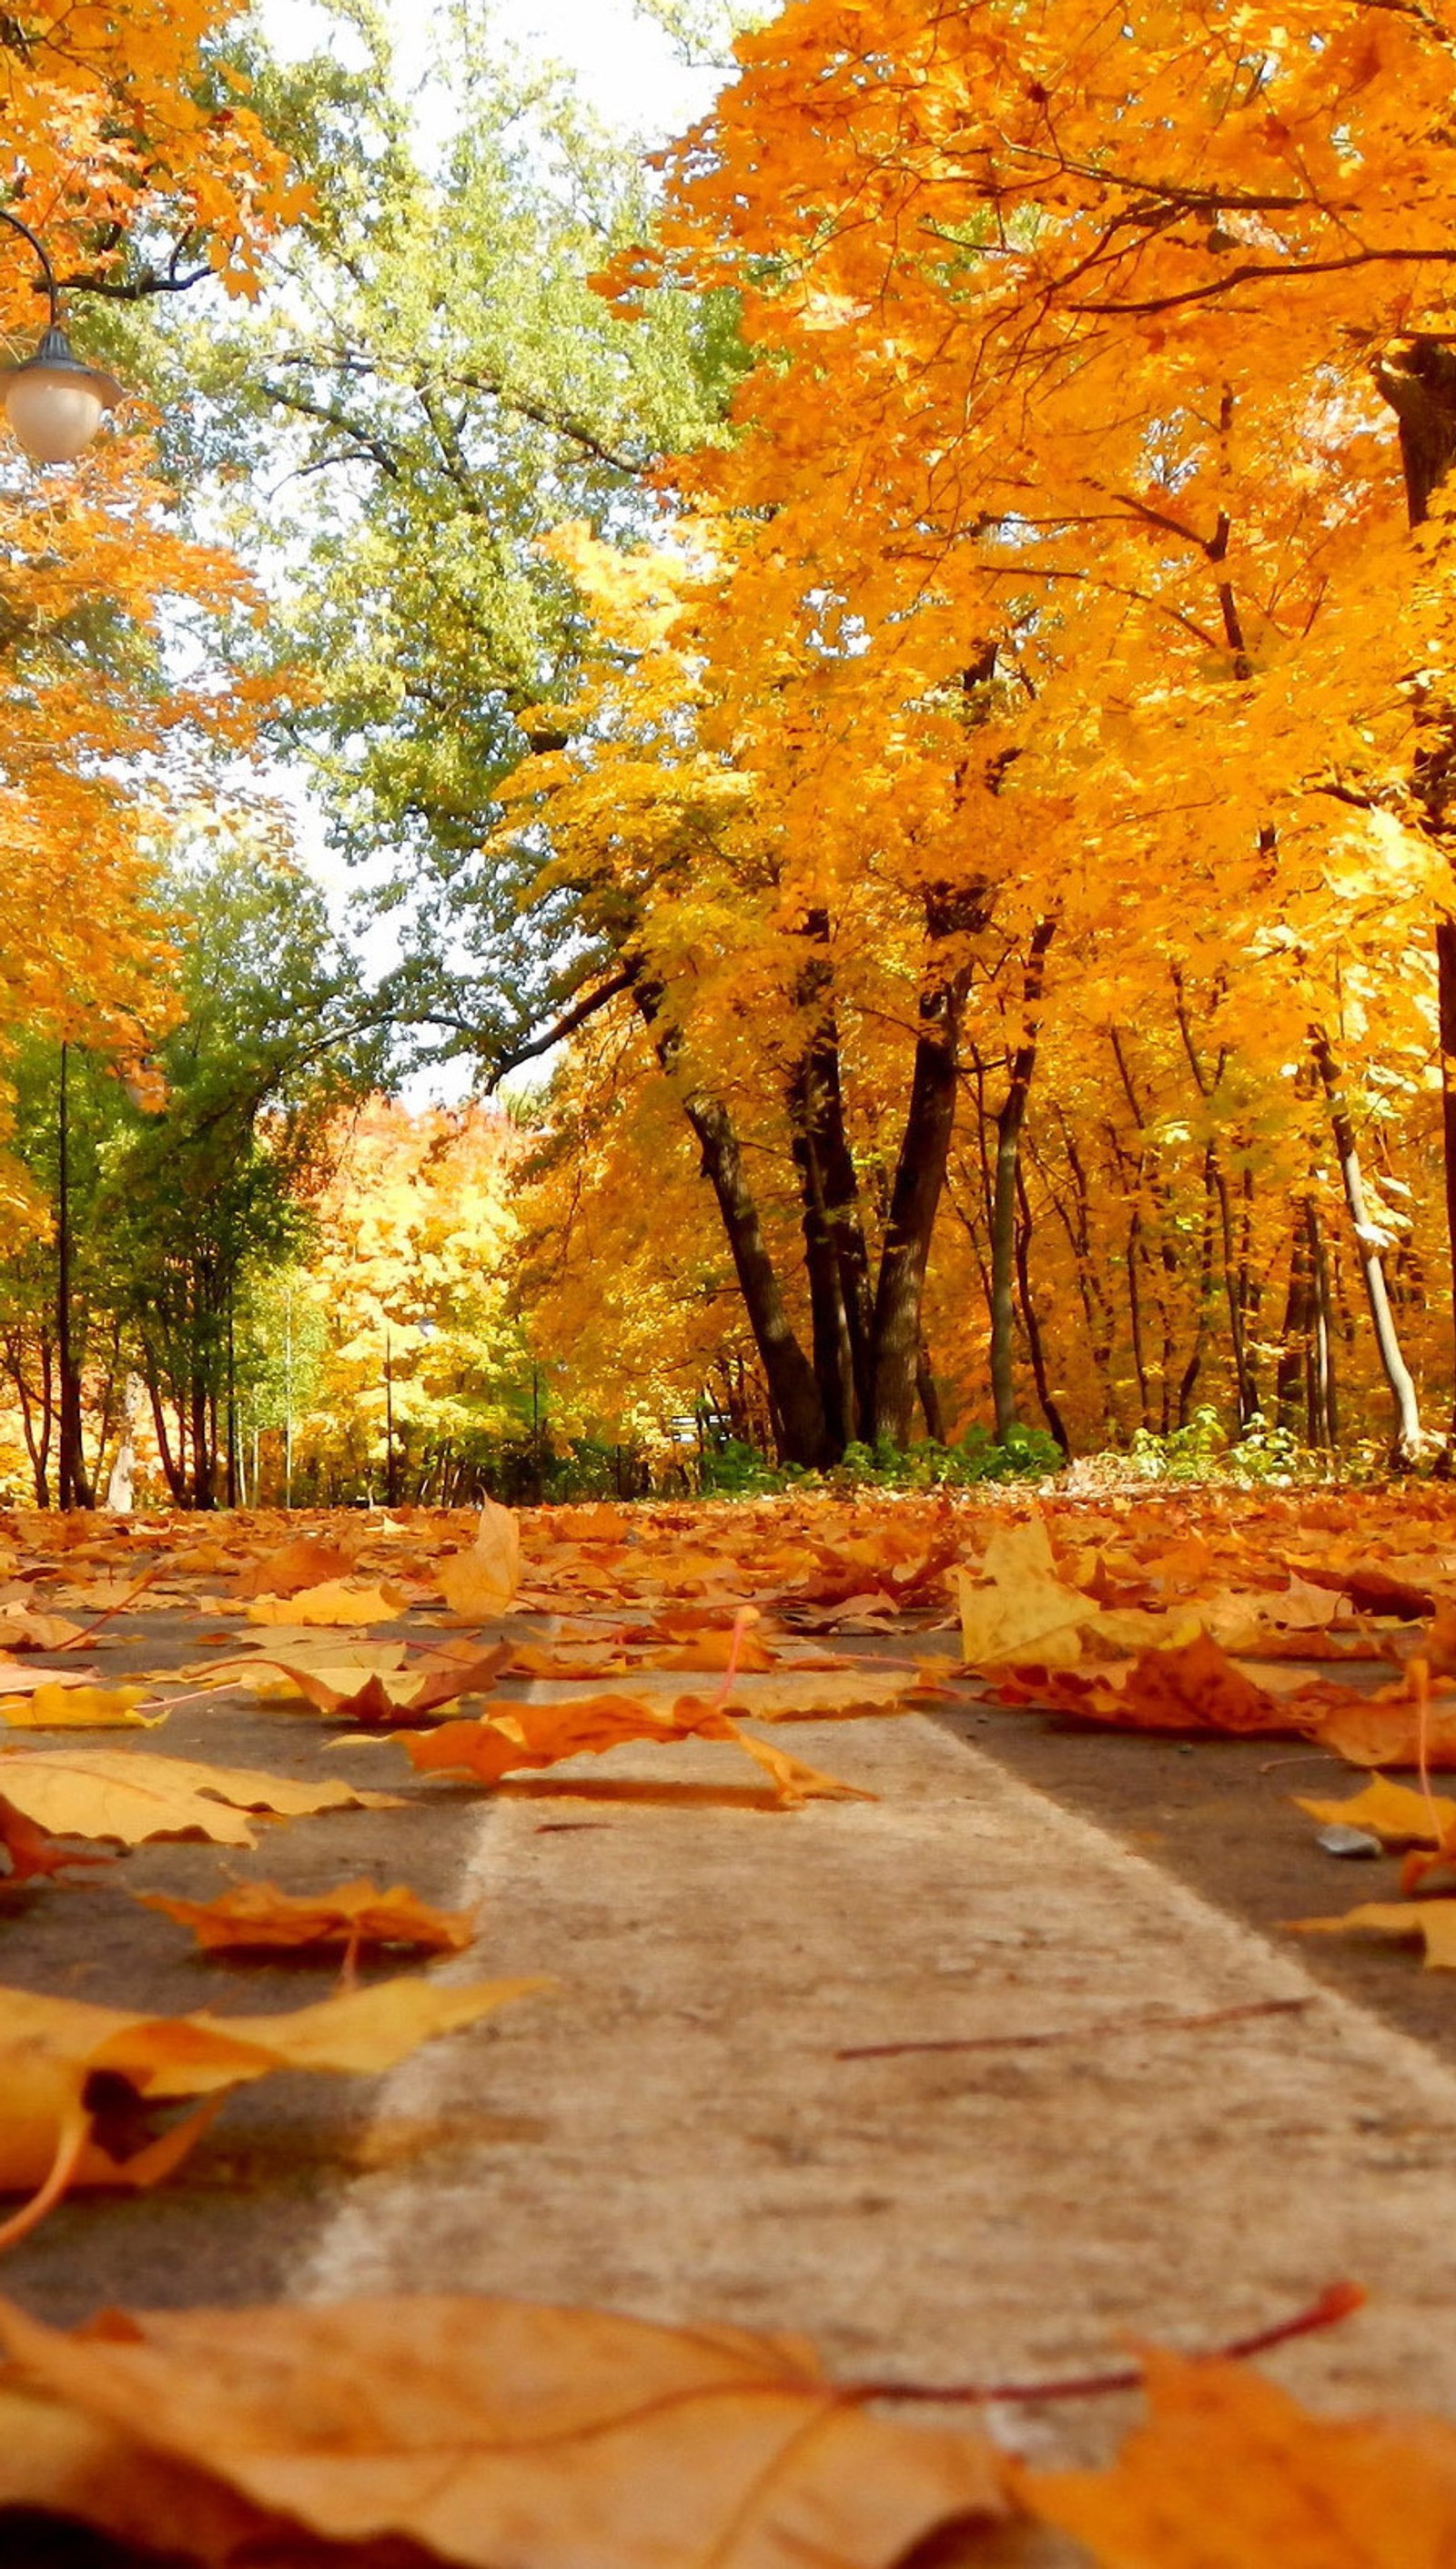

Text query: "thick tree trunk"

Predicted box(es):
[989, 917, 1056, 1441]
[1311, 1028, 1423, 1460]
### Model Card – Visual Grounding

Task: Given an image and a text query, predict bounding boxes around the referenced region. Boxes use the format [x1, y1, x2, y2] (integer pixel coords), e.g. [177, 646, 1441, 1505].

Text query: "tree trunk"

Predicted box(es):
[56, 1045, 92, 1511]
[1015, 1162, 1071, 1453]
[1311, 1027, 1423, 1460]
[870, 885, 989, 1444]
[1276, 1212, 1315, 1434]
[1307, 1201, 1339, 1447]
[989, 917, 1056, 1440]
[786, 915, 875, 1449]
[145, 1370, 189, 1508]
[916, 1343, 946, 1442]
[632, 971, 829, 1468]
[1373, 343, 1456, 1446]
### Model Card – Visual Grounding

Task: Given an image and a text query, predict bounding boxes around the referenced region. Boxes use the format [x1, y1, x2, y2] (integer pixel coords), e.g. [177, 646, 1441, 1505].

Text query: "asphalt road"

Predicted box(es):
[0, 1604, 1447, 2331]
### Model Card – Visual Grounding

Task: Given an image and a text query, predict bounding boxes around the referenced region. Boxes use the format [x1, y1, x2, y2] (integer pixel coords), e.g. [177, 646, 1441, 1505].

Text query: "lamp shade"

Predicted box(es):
[0, 325, 122, 463]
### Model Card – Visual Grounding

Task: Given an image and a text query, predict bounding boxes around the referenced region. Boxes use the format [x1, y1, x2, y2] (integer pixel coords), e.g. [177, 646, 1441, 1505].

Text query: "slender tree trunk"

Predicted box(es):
[1373, 344, 1456, 1445]
[56, 1045, 92, 1510]
[989, 916, 1057, 1441]
[1276, 1213, 1315, 1434]
[1311, 1027, 1423, 1459]
[786, 915, 875, 1446]
[1307, 1202, 1339, 1447]
[1015, 1162, 1071, 1453]
[870, 885, 989, 1444]
[1438, 917, 1456, 1441]
[145, 1370, 188, 1507]
[632, 972, 828, 1468]
[916, 1343, 946, 1442]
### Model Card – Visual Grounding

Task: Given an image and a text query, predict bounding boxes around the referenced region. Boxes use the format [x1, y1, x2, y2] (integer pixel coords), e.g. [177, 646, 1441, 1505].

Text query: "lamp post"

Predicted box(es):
[0, 207, 123, 463]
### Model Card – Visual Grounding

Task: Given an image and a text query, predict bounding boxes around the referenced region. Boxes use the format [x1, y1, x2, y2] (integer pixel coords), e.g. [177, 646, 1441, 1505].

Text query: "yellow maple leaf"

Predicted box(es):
[0, 1748, 401, 1849]
[2, 1684, 167, 1732]
[436, 1497, 521, 1620]
[956, 1518, 1098, 1670]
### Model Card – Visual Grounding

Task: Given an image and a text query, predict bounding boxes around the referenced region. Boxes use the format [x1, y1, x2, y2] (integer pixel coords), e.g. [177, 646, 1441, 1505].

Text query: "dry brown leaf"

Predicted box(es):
[230, 1536, 358, 1600]
[247, 1580, 407, 1628]
[400, 1691, 868, 1806]
[1312, 1683, 1456, 1770]
[138, 1877, 476, 1958]
[0, 1605, 90, 1652]
[0, 2292, 1005, 2569]
[996, 1633, 1305, 1735]
[0, 1747, 402, 1850]
[0, 1796, 113, 1883]
[266, 1644, 511, 1727]
[1019, 2346, 1456, 2565]
[436, 1496, 522, 1620]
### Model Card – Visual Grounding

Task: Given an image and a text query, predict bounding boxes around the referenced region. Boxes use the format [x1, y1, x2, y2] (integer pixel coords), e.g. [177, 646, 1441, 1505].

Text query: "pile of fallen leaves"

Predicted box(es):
[2, 1483, 1456, 2557]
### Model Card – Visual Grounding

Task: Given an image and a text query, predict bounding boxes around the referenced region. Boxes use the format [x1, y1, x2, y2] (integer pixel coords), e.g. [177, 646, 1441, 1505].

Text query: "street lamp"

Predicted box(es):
[0, 208, 123, 463]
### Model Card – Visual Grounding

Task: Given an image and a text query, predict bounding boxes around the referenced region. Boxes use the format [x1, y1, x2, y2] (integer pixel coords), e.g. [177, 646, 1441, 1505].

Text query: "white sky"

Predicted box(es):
[256, 0, 721, 151]
[244, 0, 724, 1097]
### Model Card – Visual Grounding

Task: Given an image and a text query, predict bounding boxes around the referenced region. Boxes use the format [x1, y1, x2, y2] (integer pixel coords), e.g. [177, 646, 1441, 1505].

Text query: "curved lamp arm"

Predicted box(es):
[0, 205, 123, 462]
[0, 207, 60, 328]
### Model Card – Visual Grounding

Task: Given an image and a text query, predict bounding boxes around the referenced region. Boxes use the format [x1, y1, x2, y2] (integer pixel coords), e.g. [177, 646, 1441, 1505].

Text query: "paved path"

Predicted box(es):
[298, 1709, 1456, 2464]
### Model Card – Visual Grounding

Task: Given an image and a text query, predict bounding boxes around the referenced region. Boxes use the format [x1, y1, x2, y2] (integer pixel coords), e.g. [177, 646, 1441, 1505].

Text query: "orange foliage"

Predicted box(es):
[503, 0, 1456, 1455]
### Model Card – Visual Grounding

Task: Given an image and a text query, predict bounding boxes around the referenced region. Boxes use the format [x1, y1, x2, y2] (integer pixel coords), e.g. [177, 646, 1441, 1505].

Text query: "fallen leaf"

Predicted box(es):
[436, 1496, 522, 1620]
[996, 1633, 1303, 1735]
[1312, 1684, 1456, 1770]
[1020, 2346, 1456, 2566]
[399, 1691, 868, 1807]
[267, 1644, 511, 1727]
[1295, 1776, 1456, 1846]
[0, 1748, 402, 1850]
[0, 1797, 113, 1883]
[956, 1517, 1097, 1670]
[230, 1537, 358, 1600]
[0, 1976, 543, 2237]
[138, 1878, 476, 1959]
[0, 1606, 90, 1651]
[0, 2292, 1005, 2569]
[247, 1582, 408, 1628]
[646, 1628, 780, 1672]
[2, 1683, 167, 1731]
[1288, 1901, 1456, 1967]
